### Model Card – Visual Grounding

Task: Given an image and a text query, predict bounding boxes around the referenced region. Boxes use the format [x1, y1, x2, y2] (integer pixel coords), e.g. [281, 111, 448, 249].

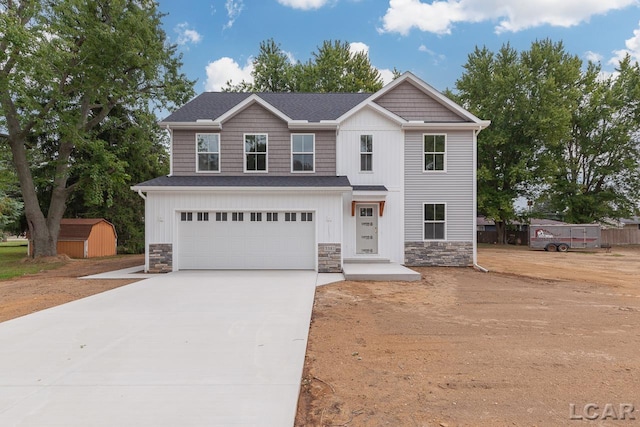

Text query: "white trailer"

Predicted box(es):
[529, 224, 601, 252]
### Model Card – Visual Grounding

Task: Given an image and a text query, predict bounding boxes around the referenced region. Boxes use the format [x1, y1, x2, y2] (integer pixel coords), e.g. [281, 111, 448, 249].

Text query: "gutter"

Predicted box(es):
[473, 263, 489, 273]
[135, 189, 147, 200]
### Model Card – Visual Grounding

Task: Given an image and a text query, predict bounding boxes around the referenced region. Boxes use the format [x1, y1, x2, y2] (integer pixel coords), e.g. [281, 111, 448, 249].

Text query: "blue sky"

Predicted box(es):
[157, 0, 640, 94]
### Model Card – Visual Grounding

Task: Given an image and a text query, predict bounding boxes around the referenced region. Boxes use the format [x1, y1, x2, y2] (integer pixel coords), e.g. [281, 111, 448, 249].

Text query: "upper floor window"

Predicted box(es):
[291, 134, 314, 172]
[196, 133, 220, 172]
[423, 134, 446, 171]
[245, 134, 267, 172]
[360, 135, 373, 172]
[424, 203, 446, 240]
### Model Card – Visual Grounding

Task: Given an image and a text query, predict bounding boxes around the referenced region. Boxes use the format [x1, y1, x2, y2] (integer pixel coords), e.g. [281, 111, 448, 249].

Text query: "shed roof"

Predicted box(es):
[58, 219, 115, 241]
[132, 175, 352, 189]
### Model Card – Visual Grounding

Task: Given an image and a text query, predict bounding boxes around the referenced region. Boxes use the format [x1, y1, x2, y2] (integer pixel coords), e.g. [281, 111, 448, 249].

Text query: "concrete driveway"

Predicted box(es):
[0, 270, 319, 426]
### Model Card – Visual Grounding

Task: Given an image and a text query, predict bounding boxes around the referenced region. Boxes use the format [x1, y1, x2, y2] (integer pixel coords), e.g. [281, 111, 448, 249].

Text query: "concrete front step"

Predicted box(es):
[342, 262, 421, 282]
[343, 258, 391, 264]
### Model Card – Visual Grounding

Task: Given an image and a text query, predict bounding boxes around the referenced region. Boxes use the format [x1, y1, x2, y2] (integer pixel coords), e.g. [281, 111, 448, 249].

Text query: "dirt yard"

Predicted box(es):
[296, 245, 640, 426]
[1, 247, 639, 425]
[0, 254, 144, 322]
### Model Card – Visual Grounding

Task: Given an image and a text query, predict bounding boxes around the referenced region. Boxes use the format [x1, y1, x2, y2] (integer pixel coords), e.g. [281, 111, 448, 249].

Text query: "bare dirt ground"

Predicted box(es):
[0, 254, 144, 323]
[296, 245, 640, 426]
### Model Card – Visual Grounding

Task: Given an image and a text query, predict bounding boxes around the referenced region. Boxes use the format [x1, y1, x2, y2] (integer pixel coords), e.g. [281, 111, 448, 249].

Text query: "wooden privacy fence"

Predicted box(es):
[601, 229, 640, 245]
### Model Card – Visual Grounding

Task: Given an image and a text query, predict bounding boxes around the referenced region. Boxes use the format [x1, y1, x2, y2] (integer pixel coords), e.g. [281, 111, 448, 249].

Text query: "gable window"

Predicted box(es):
[292, 134, 315, 172]
[360, 135, 373, 172]
[245, 134, 267, 172]
[423, 134, 446, 171]
[424, 203, 446, 240]
[196, 134, 220, 172]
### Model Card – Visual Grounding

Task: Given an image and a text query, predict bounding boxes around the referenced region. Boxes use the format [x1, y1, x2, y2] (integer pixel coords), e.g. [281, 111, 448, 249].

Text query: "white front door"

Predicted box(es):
[356, 204, 378, 254]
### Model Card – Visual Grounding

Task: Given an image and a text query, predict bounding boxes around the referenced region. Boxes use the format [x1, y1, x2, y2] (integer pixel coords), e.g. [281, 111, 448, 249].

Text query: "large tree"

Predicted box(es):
[0, 0, 193, 257]
[224, 39, 384, 93]
[541, 56, 640, 223]
[454, 40, 582, 243]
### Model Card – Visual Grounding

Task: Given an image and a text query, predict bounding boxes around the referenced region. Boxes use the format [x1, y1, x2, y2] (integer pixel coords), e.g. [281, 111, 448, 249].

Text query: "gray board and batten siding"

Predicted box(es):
[172, 103, 337, 176]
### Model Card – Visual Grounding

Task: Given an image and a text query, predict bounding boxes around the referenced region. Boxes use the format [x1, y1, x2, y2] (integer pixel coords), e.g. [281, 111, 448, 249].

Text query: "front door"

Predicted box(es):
[356, 204, 378, 254]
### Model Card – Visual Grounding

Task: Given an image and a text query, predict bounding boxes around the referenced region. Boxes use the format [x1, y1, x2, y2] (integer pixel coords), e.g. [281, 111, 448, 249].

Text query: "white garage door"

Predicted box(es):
[178, 211, 315, 270]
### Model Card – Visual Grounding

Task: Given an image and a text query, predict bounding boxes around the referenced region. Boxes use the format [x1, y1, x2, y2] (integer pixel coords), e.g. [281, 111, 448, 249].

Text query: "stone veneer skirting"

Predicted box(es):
[405, 241, 473, 267]
[318, 243, 342, 273]
[148, 243, 173, 273]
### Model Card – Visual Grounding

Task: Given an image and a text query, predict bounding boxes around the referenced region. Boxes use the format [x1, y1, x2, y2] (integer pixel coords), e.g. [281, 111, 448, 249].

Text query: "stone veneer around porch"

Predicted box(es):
[404, 241, 473, 267]
[317, 243, 342, 273]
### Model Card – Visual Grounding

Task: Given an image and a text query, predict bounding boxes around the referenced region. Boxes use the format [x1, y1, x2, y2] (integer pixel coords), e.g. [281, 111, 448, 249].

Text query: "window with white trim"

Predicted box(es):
[215, 212, 227, 222]
[301, 212, 313, 222]
[196, 134, 220, 172]
[292, 134, 315, 172]
[250, 212, 262, 222]
[266, 212, 278, 221]
[285, 212, 297, 222]
[197, 212, 209, 221]
[424, 203, 446, 240]
[232, 212, 244, 222]
[423, 134, 446, 171]
[360, 135, 373, 172]
[245, 134, 267, 172]
[180, 212, 193, 222]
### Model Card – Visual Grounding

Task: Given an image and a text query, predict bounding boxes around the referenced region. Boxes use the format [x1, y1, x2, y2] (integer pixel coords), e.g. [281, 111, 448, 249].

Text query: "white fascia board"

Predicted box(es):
[402, 120, 491, 130]
[130, 185, 353, 193]
[352, 191, 387, 199]
[157, 121, 222, 130]
[215, 94, 293, 124]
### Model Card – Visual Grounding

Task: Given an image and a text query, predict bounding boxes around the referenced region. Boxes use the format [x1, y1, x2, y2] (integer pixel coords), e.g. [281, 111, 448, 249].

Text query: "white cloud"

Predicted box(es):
[584, 51, 603, 63]
[379, 0, 638, 35]
[224, 0, 244, 29]
[610, 21, 640, 65]
[205, 57, 254, 91]
[174, 23, 202, 45]
[418, 44, 435, 55]
[349, 42, 369, 56]
[378, 68, 396, 85]
[276, 0, 331, 10]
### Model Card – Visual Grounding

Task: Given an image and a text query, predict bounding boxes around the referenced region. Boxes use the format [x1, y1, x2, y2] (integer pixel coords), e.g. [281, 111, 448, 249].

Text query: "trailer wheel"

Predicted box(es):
[546, 243, 557, 252]
[557, 243, 569, 252]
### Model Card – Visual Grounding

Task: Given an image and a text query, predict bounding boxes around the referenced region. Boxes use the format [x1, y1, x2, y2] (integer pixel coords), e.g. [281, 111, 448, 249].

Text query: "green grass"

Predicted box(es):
[0, 242, 64, 280]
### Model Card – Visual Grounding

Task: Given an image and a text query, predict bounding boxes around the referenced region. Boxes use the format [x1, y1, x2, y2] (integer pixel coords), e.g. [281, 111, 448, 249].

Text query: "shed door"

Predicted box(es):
[177, 211, 315, 270]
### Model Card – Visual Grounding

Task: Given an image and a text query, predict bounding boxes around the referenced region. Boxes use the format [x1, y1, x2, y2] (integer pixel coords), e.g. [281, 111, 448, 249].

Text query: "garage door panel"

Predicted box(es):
[178, 211, 315, 270]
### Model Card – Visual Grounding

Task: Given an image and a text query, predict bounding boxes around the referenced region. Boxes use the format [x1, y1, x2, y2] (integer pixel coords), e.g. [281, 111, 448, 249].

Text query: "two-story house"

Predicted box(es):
[132, 72, 490, 273]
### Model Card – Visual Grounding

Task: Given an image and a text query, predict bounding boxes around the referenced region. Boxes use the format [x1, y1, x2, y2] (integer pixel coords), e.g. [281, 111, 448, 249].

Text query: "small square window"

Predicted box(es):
[266, 212, 278, 222]
[197, 212, 209, 221]
[181, 212, 193, 222]
[359, 208, 373, 217]
[285, 212, 297, 222]
[250, 212, 262, 222]
[215, 212, 228, 222]
[232, 212, 244, 222]
[301, 212, 313, 222]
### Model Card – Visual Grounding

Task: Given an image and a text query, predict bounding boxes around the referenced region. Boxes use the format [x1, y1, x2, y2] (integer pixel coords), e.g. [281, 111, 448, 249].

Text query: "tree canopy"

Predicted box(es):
[224, 39, 384, 93]
[0, 0, 194, 257]
[454, 39, 640, 242]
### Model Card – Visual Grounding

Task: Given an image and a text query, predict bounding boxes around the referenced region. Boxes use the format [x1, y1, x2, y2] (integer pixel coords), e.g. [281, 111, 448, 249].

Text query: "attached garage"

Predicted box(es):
[177, 210, 316, 270]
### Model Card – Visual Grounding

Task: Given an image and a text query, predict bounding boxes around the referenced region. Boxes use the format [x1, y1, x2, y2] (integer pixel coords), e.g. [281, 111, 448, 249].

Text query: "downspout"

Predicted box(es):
[136, 189, 146, 200]
[135, 189, 148, 272]
[472, 126, 488, 273]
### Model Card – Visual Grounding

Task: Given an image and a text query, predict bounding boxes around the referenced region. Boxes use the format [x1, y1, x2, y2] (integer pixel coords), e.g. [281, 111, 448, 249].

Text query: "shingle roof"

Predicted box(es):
[133, 175, 352, 188]
[58, 219, 114, 241]
[352, 185, 388, 192]
[162, 92, 371, 123]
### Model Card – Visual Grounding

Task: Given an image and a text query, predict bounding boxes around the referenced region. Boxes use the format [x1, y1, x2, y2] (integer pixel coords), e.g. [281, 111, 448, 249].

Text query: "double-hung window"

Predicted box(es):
[196, 133, 220, 172]
[245, 134, 267, 172]
[292, 134, 314, 172]
[424, 203, 446, 240]
[423, 134, 446, 171]
[360, 135, 373, 172]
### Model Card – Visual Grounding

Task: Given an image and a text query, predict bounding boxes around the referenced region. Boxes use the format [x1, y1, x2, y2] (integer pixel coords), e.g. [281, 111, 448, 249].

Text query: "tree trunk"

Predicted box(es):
[495, 221, 507, 245]
[7, 134, 64, 257]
